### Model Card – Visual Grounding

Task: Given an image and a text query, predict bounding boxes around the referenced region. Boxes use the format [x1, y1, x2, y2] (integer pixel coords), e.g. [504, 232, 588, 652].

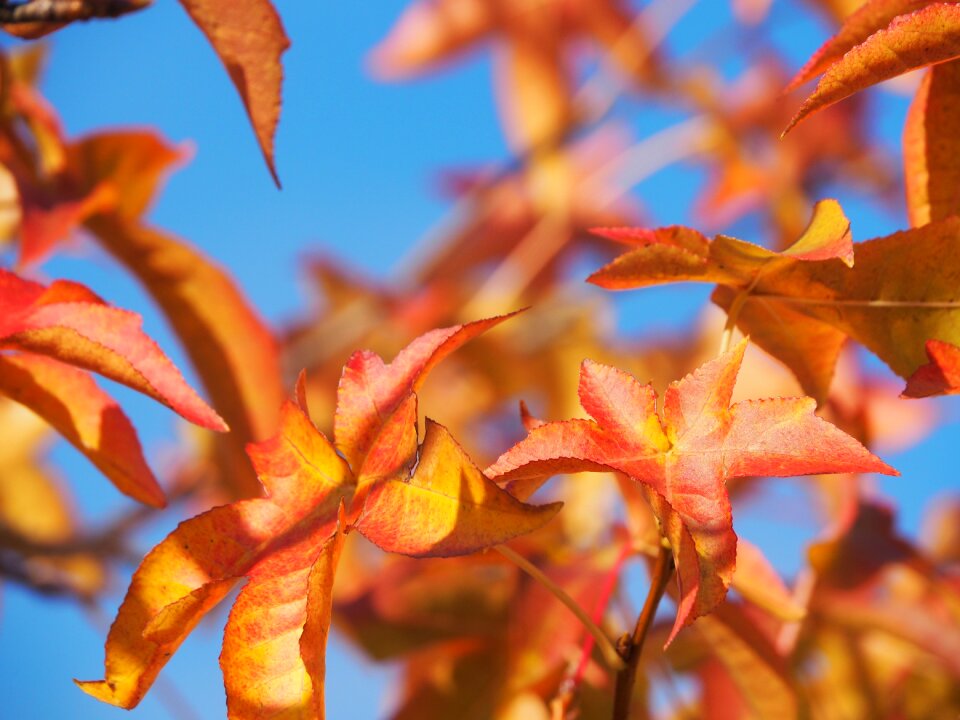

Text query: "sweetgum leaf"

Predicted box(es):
[591, 207, 960, 402]
[0, 352, 162, 507]
[487, 340, 893, 642]
[177, 0, 289, 185]
[786, 0, 935, 90]
[356, 396, 560, 557]
[0, 268, 226, 431]
[80, 317, 551, 718]
[334, 312, 518, 471]
[904, 59, 960, 226]
[77, 399, 354, 710]
[785, 3, 960, 133]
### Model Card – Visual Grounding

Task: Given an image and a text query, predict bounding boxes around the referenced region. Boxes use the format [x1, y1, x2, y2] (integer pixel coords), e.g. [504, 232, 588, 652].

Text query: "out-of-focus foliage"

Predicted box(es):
[0, 1, 958, 719]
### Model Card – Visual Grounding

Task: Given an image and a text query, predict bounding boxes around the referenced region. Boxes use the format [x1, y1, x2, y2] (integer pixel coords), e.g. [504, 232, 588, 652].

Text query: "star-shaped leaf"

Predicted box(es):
[79, 316, 558, 719]
[487, 340, 893, 642]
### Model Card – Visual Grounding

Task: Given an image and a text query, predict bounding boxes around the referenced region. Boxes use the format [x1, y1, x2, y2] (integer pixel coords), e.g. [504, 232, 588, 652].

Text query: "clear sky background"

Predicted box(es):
[1, 2, 957, 718]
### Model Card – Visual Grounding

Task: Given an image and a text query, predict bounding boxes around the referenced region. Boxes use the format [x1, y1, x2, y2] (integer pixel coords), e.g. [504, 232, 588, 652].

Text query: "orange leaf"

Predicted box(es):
[80, 318, 548, 717]
[590, 207, 960, 402]
[903, 338, 960, 397]
[0, 269, 227, 431]
[0, 352, 163, 507]
[77, 400, 354, 710]
[334, 312, 518, 470]
[786, 0, 933, 90]
[904, 59, 960, 226]
[356, 396, 560, 557]
[487, 340, 893, 642]
[177, 0, 289, 185]
[785, 4, 960, 133]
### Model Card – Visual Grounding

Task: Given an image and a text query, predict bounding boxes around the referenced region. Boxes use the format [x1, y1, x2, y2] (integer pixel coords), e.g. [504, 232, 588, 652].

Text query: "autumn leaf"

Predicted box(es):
[590, 206, 960, 402]
[355, 395, 560, 557]
[0, 353, 163, 507]
[333, 312, 521, 471]
[66, 130, 284, 496]
[487, 340, 893, 642]
[0, 268, 227, 432]
[785, 3, 960, 133]
[177, 0, 289, 185]
[902, 339, 960, 397]
[77, 396, 353, 713]
[79, 317, 557, 718]
[904, 59, 960, 225]
[693, 603, 798, 720]
[786, 0, 934, 91]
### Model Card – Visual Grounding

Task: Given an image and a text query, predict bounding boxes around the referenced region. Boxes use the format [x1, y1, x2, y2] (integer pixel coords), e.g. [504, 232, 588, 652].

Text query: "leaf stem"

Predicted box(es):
[612, 542, 674, 720]
[496, 545, 626, 672]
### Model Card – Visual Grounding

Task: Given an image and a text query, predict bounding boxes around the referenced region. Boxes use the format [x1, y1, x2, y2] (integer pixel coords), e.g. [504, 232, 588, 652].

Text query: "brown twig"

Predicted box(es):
[0, 0, 150, 23]
[611, 542, 674, 720]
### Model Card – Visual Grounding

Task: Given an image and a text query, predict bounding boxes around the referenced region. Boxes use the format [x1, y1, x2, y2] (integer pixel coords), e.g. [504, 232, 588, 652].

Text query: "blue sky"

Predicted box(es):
[2, 2, 957, 718]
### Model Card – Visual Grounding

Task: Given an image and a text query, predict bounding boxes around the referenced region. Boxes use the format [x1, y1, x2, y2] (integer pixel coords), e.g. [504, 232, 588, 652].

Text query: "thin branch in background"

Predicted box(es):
[0, 0, 150, 23]
[496, 544, 627, 673]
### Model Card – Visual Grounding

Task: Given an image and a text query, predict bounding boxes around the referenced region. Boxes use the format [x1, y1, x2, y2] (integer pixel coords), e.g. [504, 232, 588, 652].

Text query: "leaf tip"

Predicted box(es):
[75, 679, 123, 707]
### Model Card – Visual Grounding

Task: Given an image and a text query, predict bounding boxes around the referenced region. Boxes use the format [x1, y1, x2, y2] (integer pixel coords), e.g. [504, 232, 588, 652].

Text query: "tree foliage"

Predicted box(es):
[2, 1, 959, 718]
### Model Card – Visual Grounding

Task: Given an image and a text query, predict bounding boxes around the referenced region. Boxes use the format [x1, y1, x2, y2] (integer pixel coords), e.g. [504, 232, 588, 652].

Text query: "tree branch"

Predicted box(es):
[0, 0, 150, 24]
[612, 542, 674, 720]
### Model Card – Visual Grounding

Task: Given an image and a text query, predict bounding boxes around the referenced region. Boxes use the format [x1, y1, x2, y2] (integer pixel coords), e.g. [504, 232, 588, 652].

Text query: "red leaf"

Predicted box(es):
[902, 339, 960, 397]
[0, 352, 163, 507]
[488, 340, 894, 642]
[177, 0, 290, 185]
[0, 268, 226, 431]
[334, 312, 519, 470]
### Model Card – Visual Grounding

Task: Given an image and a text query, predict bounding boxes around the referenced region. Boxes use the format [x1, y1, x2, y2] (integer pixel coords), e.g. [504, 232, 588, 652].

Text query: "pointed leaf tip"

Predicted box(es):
[177, 0, 289, 184]
[786, 4, 960, 132]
